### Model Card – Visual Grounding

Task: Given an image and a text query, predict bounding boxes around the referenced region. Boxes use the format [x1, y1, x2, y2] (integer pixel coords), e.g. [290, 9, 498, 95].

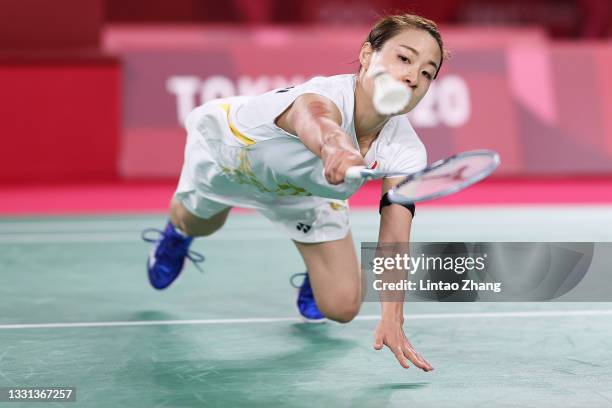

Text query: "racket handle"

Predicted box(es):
[345, 166, 367, 181]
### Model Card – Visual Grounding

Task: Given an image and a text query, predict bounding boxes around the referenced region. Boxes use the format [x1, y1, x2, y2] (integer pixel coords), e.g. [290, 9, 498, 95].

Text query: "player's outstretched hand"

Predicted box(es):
[320, 131, 365, 184]
[373, 318, 434, 371]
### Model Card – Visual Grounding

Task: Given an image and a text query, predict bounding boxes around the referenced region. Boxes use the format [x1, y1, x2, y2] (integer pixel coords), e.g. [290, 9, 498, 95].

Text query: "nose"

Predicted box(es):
[403, 69, 418, 89]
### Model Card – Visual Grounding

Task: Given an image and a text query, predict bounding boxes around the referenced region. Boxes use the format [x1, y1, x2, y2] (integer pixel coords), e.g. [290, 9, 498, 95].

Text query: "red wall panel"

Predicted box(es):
[0, 59, 120, 182]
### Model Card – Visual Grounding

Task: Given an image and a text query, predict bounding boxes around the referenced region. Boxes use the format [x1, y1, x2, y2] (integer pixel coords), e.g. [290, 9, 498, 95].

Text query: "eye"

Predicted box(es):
[422, 71, 433, 80]
[398, 55, 410, 63]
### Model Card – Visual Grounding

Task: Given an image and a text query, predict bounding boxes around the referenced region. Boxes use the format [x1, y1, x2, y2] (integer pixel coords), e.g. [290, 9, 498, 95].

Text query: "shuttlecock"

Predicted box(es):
[371, 69, 412, 115]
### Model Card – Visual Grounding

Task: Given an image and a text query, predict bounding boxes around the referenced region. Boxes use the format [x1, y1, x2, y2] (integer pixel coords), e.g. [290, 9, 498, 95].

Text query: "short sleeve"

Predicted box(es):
[233, 75, 354, 136]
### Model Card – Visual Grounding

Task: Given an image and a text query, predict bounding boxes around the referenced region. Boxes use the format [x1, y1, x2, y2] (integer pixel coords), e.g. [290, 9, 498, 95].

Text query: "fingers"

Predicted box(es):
[419, 354, 434, 371]
[373, 332, 384, 350]
[323, 149, 344, 184]
[373, 324, 433, 371]
[374, 334, 409, 368]
[391, 345, 410, 369]
[402, 342, 434, 372]
[324, 154, 342, 185]
[323, 148, 364, 184]
[402, 335, 433, 370]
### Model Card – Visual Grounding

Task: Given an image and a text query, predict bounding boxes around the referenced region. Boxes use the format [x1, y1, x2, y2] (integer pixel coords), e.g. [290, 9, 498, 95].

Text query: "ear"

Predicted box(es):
[359, 42, 374, 71]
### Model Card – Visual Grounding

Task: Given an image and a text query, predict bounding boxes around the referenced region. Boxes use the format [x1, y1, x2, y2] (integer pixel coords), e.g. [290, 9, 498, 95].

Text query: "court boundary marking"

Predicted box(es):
[1, 309, 611, 330]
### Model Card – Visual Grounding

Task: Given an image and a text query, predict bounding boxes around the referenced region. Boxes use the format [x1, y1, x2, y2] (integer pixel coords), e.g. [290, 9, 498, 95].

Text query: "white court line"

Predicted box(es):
[1, 309, 611, 330]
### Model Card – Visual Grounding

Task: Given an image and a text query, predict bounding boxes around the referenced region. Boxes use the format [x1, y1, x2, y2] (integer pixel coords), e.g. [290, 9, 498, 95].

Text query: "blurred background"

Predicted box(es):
[1, 0, 611, 213]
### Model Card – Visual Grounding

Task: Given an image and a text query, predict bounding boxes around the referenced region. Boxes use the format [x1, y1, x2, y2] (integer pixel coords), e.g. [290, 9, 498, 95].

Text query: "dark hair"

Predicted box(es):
[364, 14, 448, 78]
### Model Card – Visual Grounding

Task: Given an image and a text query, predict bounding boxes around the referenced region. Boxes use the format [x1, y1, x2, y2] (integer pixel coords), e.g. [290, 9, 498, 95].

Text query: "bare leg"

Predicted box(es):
[293, 232, 361, 323]
[169, 198, 231, 237]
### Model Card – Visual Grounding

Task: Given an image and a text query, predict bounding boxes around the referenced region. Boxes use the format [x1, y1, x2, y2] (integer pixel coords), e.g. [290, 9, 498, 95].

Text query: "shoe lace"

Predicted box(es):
[290, 272, 307, 289]
[141, 228, 205, 273]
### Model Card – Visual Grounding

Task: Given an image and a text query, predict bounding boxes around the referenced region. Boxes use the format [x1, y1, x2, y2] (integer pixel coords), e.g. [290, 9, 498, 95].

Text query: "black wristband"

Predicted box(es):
[379, 192, 415, 218]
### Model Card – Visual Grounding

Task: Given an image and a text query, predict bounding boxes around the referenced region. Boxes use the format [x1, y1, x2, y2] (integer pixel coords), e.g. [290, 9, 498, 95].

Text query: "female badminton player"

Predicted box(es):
[143, 13, 446, 371]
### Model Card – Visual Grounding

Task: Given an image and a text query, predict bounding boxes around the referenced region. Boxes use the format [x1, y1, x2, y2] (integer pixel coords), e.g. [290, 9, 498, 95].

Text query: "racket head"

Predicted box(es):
[388, 150, 500, 204]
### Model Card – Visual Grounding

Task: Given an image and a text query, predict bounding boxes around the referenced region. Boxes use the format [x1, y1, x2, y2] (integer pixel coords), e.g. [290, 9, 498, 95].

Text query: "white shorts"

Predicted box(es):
[173, 130, 350, 244]
[175, 189, 350, 243]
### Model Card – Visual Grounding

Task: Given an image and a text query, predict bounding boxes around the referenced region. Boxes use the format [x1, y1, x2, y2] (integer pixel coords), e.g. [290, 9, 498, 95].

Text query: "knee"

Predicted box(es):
[170, 201, 228, 237]
[318, 294, 361, 324]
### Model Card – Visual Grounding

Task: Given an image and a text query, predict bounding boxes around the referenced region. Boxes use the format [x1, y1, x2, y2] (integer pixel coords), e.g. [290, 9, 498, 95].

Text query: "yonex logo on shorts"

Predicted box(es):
[296, 223, 312, 233]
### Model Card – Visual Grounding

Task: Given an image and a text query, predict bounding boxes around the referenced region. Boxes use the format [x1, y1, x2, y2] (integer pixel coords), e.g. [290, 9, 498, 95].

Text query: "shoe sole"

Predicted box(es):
[299, 316, 327, 324]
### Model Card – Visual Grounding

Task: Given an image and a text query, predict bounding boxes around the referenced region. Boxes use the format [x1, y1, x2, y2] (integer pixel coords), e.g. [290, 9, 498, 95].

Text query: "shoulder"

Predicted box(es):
[293, 75, 356, 104]
[286, 74, 356, 129]
[185, 95, 246, 131]
[299, 74, 356, 90]
[277, 92, 343, 135]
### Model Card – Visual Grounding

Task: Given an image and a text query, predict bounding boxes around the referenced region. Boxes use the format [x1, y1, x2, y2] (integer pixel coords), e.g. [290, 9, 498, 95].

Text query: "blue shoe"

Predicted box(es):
[291, 272, 326, 323]
[142, 222, 204, 290]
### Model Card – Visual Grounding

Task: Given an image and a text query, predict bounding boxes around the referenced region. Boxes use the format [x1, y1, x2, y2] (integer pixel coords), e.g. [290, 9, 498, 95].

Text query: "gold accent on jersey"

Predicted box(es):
[328, 201, 347, 211]
[219, 150, 312, 197]
[216, 104, 313, 196]
[219, 103, 256, 145]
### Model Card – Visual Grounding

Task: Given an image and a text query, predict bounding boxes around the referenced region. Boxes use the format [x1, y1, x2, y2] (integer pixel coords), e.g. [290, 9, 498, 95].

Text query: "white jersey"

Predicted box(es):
[180, 74, 427, 211]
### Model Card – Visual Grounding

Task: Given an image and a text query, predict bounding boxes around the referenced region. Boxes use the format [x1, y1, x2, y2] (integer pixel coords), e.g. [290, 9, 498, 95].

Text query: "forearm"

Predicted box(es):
[378, 214, 411, 243]
[378, 194, 414, 321]
[275, 94, 364, 184]
[296, 115, 348, 158]
[381, 301, 404, 322]
[286, 97, 349, 159]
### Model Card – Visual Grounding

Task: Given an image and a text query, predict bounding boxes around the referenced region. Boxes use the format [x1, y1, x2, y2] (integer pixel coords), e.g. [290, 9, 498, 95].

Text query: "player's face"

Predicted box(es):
[361, 29, 442, 114]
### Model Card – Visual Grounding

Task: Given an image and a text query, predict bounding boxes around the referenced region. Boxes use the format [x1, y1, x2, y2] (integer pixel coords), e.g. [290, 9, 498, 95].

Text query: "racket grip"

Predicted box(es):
[345, 166, 366, 181]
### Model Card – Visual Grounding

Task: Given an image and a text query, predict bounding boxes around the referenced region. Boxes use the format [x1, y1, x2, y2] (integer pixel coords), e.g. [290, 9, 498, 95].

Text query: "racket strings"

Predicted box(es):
[390, 150, 500, 203]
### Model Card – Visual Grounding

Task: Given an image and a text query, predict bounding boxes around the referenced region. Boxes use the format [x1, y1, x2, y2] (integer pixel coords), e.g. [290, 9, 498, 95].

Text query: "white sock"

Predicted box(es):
[172, 223, 190, 237]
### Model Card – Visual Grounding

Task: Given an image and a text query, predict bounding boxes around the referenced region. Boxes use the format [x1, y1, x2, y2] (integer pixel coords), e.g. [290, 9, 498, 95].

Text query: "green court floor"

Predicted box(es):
[1, 206, 612, 407]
